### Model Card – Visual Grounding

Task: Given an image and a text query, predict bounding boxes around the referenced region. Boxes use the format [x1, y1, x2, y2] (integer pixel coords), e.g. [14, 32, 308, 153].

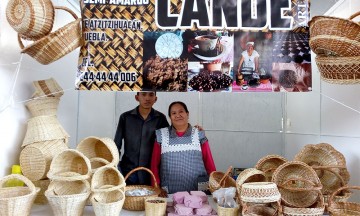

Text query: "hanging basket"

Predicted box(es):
[328, 186, 360, 216]
[32, 78, 64, 98]
[26, 97, 60, 117]
[255, 155, 287, 181]
[91, 189, 125, 216]
[123, 167, 161, 211]
[310, 35, 360, 57]
[209, 166, 237, 194]
[91, 166, 126, 192]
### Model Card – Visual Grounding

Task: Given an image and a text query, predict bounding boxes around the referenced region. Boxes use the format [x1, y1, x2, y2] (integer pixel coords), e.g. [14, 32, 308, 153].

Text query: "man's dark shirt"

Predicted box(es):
[114, 106, 169, 185]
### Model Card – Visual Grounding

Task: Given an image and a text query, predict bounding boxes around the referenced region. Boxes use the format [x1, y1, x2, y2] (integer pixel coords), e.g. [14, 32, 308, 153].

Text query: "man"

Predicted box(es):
[114, 91, 169, 185]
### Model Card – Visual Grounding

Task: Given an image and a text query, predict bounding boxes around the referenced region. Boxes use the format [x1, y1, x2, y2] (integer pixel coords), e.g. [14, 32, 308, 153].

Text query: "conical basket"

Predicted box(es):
[26, 97, 60, 117]
[91, 189, 125, 216]
[32, 78, 64, 98]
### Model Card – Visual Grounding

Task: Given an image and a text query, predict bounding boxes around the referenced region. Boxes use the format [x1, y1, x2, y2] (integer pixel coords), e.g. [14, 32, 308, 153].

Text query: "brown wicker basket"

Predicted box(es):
[91, 166, 125, 192]
[91, 189, 125, 216]
[282, 190, 325, 216]
[272, 161, 322, 208]
[145, 197, 167, 216]
[19, 6, 82, 65]
[32, 78, 64, 98]
[236, 168, 266, 200]
[6, 0, 55, 40]
[310, 35, 360, 56]
[209, 166, 237, 193]
[242, 203, 279, 216]
[255, 155, 287, 182]
[328, 186, 360, 216]
[123, 167, 161, 211]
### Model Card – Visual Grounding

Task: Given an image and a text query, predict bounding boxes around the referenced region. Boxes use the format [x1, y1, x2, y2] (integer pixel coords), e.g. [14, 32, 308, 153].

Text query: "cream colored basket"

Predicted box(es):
[26, 97, 60, 117]
[91, 166, 125, 192]
[217, 204, 240, 216]
[33, 179, 50, 204]
[47, 149, 91, 181]
[45, 180, 90, 216]
[32, 78, 64, 98]
[241, 182, 281, 203]
[0, 174, 40, 216]
[91, 189, 125, 216]
[145, 197, 167, 216]
[236, 168, 266, 199]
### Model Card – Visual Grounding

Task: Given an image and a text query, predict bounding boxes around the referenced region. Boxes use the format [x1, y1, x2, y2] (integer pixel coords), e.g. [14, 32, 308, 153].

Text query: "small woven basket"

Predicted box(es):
[33, 179, 50, 204]
[255, 155, 287, 182]
[91, 189, 125, 216]
[283, 190, 325, 216]
[310, 35, 360, 57]
[6, 0, 55, 40]
[145, 197, 167, 216]
[0, 174, 40, 216]
[45, 180, 90, 216]
[241, 182, 281, 203]
[19, 6, 82, 65]
[76, 136, 120, 168]
[20, 139, 68, 181]
[123, 167, 161, 211]
[47, 149, 91, 181]
[242, 203, 279, 216]
[217, 204, 240, 216]
[328, 186, 360, 216]
[209, 166, 237, 194]
[32, 78, 64, 98]
[26, 97, 60, 117]
[91, 166, 126, 192]
[90, 157, 110, 173]
[236, 168, 266, 199]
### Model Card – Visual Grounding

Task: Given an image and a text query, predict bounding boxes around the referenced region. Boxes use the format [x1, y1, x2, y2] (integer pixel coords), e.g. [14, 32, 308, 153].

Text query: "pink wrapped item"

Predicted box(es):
[173, 191, 190, 204]
[174, 204, 194, 215]
[184, 195, 203, 208]
[190, 191, 208, 203]
[194, 204, 212, 215]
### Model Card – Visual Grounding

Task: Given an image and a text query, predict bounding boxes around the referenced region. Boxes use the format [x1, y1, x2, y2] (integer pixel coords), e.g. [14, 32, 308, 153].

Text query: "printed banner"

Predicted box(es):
[76, 0, 311, 92]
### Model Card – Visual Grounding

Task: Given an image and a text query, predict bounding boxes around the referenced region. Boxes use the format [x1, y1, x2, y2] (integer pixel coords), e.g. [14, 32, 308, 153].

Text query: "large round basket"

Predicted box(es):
[26, 97, 60, 117]
[236, 168, 266, 199]
[242, 203, 279, 216]
[310, 35, 360, 57]
[145, 197, 167, 216]
[123, 167, 161, 211]
[283, 191, 325, 216]
[294, 143, 349, 194]
[32, 78, 64, 98]
[209, 166, 237, 194]
[255, 155, 287, 181]
[328, 186, 360, 216]
[272, 161, 322, 208]
[6, 0, 55, 40]
[0, 174, 40, 216]
[45, 180, 90, 216]
[20, 140, 68, 181]
[76, 136, 119, 168]
[47, 149, 91, 181]
[241, 182, 281, 203]
[19, 6, 82, 65]
[91, 166, 125, 192]
[91, 189, 125, 216]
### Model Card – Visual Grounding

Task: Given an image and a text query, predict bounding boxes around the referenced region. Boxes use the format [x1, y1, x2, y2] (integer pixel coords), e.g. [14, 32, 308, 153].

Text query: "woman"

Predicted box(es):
[237, 41, 260, 74]
[151, 101, 216, 193]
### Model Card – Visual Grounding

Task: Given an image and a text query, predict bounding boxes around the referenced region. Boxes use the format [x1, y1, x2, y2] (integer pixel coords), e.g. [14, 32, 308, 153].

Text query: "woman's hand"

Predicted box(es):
[194, 125, 204, 131]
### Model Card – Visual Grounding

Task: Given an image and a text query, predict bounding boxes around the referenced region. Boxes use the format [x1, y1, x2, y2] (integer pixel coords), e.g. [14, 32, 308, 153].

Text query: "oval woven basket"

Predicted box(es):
[328, 186, 360, 216]
[310, 35, 360, 57]
[209, 166, 237, 194]
[26, 97, 60, 117]
[6, 0, 55, 40]
[19, 6, 82, 65]
[242, 203, 279, 216]
[22, 115, 69, 147]
[45, 180, 90, 216]
[0, 174, 40, 216]
[236, 168, 266, 199]
[255, 155, 287, 182]
[32, 78, 64, 98]
[145, 197, 167, 216]
[20, 139, 68, 181]
[91, 189, 125, 216]
[283, 190, 325, 216]
[272, 161, 322, 208]
[33, 179, 50, 205]
[91, 166, 126, 192]
[76, 136, 119, 168]
[47, 149, 91, 181]
[123, 167, 161, 211]
[240, 182, 281, 203]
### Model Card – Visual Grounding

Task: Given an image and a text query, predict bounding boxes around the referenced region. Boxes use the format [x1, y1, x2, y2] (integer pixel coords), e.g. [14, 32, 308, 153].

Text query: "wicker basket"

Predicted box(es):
[76, 136, 119, 168]
[91, 189, 125, 216]
[241, 182, 281, 203]
[283, 191, 325, 216]
[255, 155, 287, 182]
[209, 166, 237, 193]
[32, 78, 64, 98]
[310, 35, 360, 57]
[33, 179, 50, 204]
[47, 149, 91, 181]
[90, 157, 110, 173]
[6, 0, 55, 40]
[26, 97, 60, 117]
[0, 174, 40, 216]
[236, 168, 266, 199]
[145, 197, 167, 216]
[217, 204, 240, 216]
[242, 203, 279, 216]
[45, 180, 90, 216]
[91, 166, 125, 192]
[272, 161, 322, 208]
[22, 115, 69, 147]
[19, 6, 82, 65]
[20, 139, 68, 181]
[328, 186, 360, 216]
[123, 167, 161, 211]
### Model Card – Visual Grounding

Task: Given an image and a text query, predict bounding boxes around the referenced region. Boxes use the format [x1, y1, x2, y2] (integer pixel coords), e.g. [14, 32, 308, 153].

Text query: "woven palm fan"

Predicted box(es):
[255, 155, 287, 181]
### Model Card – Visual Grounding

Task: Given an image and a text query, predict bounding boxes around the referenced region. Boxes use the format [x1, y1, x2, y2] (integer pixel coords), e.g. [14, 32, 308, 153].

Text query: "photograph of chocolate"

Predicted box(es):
[142, 31, 188, 92]
[183, 30, 234, 92]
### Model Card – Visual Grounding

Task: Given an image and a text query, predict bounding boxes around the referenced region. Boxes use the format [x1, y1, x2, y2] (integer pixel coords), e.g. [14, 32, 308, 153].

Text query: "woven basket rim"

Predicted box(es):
[309, 12, 360, 29]
[91, 166, 126, 192]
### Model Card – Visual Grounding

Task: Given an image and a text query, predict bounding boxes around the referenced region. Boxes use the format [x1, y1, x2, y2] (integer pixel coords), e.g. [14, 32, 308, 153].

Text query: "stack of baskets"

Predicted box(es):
[6, 0, 81, 65]
[20, 78, 68, 204]
[45, 149, 91, 216]
[328, 185, 360, 215]
[309, 11, 360, 84]
[255, 155, 288, 182]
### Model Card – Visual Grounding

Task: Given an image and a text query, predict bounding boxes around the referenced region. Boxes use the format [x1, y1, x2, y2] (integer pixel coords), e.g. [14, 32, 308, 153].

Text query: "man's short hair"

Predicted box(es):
[136, 91, 156, 95]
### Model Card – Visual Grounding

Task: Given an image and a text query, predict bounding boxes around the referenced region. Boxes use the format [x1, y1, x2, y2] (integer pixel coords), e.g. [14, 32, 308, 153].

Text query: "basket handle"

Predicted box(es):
[0, 174, 36, 193]
[18, 6, 78, 49]
[349, 11, 360, 20]
[219, 166, 233, 187]
[328, 185, 360, 208]
[124, 167, 159, 189]
[312, 166, 346, 187]
[279, 178, 322, 191]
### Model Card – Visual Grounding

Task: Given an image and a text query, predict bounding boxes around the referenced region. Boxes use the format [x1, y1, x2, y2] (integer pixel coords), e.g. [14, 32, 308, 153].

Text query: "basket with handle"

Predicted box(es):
[235, 168, 266, 200]
[241, 182, 281, 203]
[19, 6, 82, 65]
[282, 190, 325, 216]
[45, 180, 90, 216]
[91, 189, 125, 216]
[0, 174, 40, 216]
[242, 203, 279, 216]
[26, 97, 60, 117]
[328, 185, 360, 216]
[123, 167, 161, 211]
[6, 0, 55, 40]
[145, 197, 167, 216]
[90, 157, 110, 173]
[255, 155, 287, 182]
[310, 35, 360, 57]
[209, 166, 237, 193]
[91, 166, 126, 192]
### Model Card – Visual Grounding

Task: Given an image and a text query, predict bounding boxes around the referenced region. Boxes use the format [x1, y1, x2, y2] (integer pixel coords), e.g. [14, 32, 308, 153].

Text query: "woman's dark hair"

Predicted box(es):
[168, 101, 189, 117]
